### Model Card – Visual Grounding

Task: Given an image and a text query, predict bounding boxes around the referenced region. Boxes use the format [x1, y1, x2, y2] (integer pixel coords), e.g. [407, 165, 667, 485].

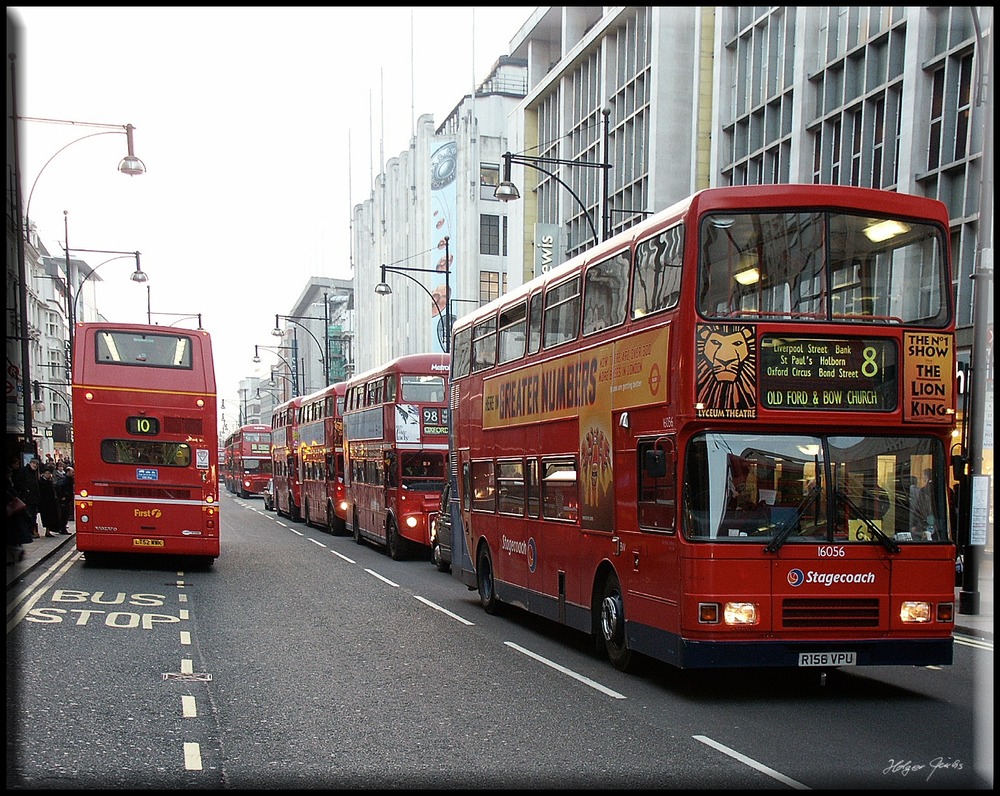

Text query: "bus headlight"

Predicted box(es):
[405, 515, 419, 529]
[900, 601, 932, 623]
[724, 602, 759, 625]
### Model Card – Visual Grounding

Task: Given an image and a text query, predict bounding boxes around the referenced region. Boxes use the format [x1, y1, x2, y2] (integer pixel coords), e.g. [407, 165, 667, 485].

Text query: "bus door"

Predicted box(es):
[629, 434, 681, 635]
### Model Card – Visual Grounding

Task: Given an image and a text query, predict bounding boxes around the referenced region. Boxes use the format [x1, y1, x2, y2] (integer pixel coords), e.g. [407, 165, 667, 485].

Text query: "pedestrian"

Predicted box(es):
[57, 465, 75, 534]
[7, 453, 34, 563]
[38, 463, 65, 537]
[13, 456, 42, 539]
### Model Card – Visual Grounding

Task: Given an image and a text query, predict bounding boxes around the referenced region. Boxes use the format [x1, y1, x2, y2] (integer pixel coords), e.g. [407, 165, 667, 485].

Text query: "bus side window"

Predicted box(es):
[584, 251, 629, 334]
[543, 277, 581, 349]
[633, 225, 683, 318]
[470, 459, 495, 512]
[526, 292, 543, 355]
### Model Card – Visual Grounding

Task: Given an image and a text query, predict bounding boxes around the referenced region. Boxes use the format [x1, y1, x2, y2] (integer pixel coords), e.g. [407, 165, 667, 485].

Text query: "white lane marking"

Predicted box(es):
[181, 695, 197, 718]
[181, 659, 193, 674]
[503, 641, 626, 699]
[330, 550, 355, 564]
[694, 735, 809, 789]
[308, 538, 326, 548]
[364, 569, 399, 587]
[414, 595, 475, 625]
[180, 631, 192, 646]
[183, 742, 203, 771]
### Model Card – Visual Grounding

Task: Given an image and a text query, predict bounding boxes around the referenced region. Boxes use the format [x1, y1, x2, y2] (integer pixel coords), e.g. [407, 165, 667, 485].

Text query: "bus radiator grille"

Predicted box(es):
[781, 598, 880, 628]
[110, 486, 194, 500]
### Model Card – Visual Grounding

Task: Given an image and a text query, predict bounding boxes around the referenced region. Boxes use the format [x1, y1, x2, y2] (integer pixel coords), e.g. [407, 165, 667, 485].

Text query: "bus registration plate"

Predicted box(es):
[133, 538, 165, 548]
[799, 651, 856, 667]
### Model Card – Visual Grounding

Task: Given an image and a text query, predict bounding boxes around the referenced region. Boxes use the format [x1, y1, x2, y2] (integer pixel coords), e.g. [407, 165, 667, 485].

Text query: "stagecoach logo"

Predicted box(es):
[502, 535, 538, 572]
[134, 508, 163, 519]
[787, 568, 805, 587]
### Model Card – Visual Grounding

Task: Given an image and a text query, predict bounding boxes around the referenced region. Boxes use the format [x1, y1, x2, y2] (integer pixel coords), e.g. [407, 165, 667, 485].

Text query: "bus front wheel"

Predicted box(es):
[477, 544, 501, 615]
[352, 510, 363, 545]
[387, 518, 408, 561]
[599, 572, 634, 672]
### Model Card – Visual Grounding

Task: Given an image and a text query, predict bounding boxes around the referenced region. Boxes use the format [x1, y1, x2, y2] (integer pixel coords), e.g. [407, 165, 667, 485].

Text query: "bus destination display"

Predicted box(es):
[125, 416, 161, 435]
[759, 336, 896, 411]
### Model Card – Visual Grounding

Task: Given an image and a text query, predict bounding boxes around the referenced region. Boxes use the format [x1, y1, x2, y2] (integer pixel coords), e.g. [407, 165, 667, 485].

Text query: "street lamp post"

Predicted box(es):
[375, 237, 452, 353]
[273, 314, 328, 391]
[494, 108, 612, 248]
[253, 344, 297, 398]
[8, 51, 146, 454]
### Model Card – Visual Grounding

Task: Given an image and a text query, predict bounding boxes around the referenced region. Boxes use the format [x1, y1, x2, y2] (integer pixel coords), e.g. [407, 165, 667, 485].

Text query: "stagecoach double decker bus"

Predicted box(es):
[223, 424, 272, 498]
[343, 353, 450, 559]
[71, 322, 220, 562]
[450, 184, 957, 672]
[298, 381, 349, 534]
[271, 395, 303, 521]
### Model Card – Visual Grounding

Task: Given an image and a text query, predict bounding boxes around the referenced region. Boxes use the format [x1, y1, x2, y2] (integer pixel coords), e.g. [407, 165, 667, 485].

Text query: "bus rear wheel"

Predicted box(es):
[352, 510, 363, 545]
[599, 572, 634, 672]
[477, 544, 501, 615]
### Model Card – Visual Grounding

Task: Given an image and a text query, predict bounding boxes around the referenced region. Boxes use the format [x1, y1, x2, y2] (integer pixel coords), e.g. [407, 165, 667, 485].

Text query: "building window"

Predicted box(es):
[480, 163, 500, 201]
[480, 214, 500, 256]
[479, 271, 500, 304]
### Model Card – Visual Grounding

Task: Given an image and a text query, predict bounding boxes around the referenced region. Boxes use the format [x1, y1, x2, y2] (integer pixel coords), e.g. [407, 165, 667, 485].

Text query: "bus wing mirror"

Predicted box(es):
[643, 449, 667, 479]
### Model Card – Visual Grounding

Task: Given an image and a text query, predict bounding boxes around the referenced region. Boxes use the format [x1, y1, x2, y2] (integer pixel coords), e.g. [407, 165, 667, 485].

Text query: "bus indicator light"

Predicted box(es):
[698, 603, 720, 623]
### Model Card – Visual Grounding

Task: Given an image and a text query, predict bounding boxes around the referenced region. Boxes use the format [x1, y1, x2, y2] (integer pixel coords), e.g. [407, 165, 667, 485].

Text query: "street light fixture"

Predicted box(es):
[375, 237, 452, 353]
[273, 314, 327, 390]
[253, 344, 297, 397]
[64, 231, 146, 359]
[69, 248, 146, 321]
[495, 108, 613, 247]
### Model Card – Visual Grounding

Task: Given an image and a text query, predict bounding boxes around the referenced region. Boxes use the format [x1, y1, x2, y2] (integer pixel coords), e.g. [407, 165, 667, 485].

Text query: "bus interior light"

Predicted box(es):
[900, 601, 932, 623]
[698, 603, 720, 623]
[724, 602, 759, 625]
[863, 219, 910, 243]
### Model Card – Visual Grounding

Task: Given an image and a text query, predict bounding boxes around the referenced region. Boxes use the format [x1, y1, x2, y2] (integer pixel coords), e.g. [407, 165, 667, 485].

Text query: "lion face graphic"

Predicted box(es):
[696, 324, 756, 412]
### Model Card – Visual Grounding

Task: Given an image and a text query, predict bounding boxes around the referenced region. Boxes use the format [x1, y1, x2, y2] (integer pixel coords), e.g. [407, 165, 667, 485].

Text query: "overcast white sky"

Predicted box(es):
[9, 6, 533, 427]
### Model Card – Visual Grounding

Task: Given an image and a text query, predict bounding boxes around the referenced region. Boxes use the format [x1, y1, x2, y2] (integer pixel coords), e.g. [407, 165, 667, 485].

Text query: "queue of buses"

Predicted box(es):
[70, 184, 961, 673]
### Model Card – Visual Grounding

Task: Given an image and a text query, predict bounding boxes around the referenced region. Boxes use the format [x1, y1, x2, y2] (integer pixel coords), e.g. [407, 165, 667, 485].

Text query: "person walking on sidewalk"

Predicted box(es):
[13, 456, 42, 539]
[38, 463, 66, 538]
[7, 453, 34, 563]
[56, 464, 75, 534]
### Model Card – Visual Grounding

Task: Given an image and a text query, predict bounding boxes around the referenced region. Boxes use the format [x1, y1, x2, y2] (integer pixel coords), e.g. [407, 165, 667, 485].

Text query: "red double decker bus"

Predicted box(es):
[223, 424, 272, 498]
[298, 381, 348, 534]
[343, 353, 450, 559]
[71, 322, 220, 563]
[271, 395, 303, 521]
[450, 184, 957, 671]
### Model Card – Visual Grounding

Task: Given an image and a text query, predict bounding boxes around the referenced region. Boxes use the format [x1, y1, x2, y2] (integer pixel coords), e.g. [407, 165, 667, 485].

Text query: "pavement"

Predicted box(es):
[7, 526, 992, 641]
